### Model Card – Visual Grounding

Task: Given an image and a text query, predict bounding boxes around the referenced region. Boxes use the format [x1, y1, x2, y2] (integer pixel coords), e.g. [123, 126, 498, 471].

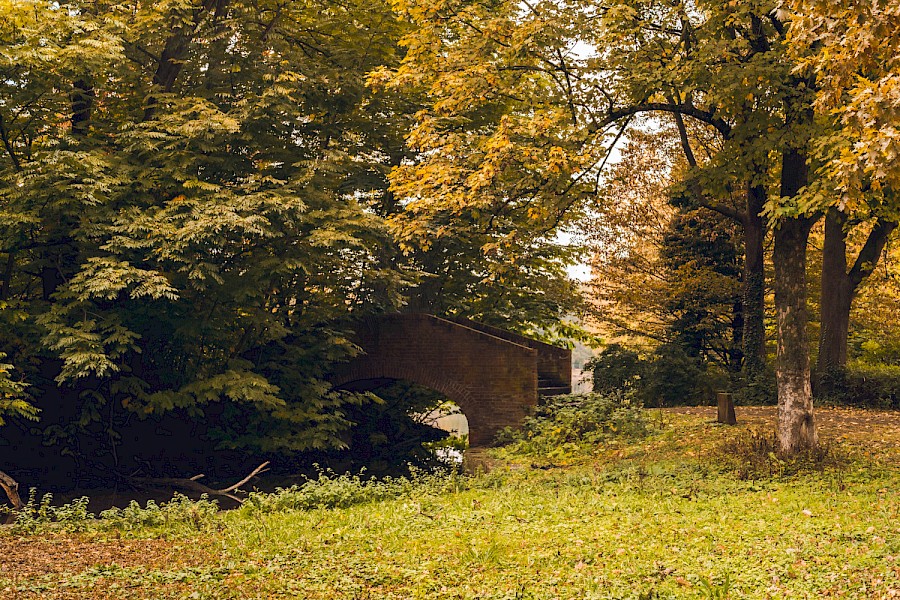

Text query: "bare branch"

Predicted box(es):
[0, 471, 24, 511]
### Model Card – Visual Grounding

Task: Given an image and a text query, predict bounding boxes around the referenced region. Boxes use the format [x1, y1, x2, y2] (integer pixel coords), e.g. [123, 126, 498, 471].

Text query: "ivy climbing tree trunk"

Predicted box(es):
[742, 182, 767, 377]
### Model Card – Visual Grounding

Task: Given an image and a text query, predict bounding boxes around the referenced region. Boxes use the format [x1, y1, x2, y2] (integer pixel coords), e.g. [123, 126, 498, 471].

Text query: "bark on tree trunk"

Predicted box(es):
[71, 78, 94, 137]
[818, 208, 852, 373]
[1, 250, 14, 301]
[0, 470, 24, 511]
[774, 146, 817, 455]
[774, 217, 817, 454]
[817, 208, 897, 374]
[742, 182, 767, 377]
[729, 299, 744, 373]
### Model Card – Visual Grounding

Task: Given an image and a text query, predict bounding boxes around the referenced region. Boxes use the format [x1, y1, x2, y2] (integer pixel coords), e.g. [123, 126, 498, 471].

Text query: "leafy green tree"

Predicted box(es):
[387, 0, 828, 453]
[0, 0, 418, 462]
[783, 1, 900, 376]
[0, 0, 589, 478]
[0, 352, 34, 426]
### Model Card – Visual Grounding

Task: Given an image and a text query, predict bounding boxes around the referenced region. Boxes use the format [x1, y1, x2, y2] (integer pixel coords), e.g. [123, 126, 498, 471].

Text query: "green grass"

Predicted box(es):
[4, 409, 900, 599]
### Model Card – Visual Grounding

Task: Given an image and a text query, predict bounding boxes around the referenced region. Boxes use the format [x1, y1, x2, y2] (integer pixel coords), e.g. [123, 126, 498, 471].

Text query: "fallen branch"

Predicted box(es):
[0, 471, 24, 511]
[129, 461, 270, 504]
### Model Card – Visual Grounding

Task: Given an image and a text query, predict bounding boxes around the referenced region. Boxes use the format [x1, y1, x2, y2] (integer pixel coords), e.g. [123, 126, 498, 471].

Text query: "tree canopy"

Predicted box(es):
[3, 0, 900, 473]
[0, 0, 584, 473]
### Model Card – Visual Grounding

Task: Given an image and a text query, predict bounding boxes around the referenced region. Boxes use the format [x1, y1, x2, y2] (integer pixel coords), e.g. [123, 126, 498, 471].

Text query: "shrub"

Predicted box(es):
[641, 343, 706, 407]
[495, 392, 648, 457]
[816, 365, 900, 409]
[588, 343, 745, 408]
[732, 367, 777, 406]
[241, 467, 466, 514]
[587, 344, 644, 394]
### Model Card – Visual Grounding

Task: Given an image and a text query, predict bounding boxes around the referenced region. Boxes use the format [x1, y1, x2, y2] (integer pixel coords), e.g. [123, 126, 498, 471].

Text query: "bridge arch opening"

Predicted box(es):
[332, 358, 489, 444]
[336, 378, 470, 464]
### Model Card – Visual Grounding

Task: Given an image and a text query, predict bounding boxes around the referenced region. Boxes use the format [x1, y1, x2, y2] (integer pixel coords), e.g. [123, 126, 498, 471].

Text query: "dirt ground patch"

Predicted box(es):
[0, 534, 215, 598]
[666, 405, 900, 463]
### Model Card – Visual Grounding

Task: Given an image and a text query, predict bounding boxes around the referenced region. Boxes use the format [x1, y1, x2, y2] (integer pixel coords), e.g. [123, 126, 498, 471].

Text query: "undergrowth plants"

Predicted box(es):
[2, 467, 470, 536]
[98, 493, 221, 534]
[240, 466, 468, 514]
[713, 429, 851, 480]
[3, 408, 900, 598]
[7, 490, 92, 535]
[494, 392, 649, 459]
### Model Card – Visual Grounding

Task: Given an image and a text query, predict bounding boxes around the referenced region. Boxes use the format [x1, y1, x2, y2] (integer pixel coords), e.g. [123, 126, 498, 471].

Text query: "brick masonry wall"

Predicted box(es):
[331, 314, 544, 446]
[449, 318, 572, 387]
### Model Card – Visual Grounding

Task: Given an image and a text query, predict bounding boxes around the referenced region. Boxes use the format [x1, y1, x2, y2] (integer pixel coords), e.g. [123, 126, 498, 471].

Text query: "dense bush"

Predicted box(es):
[816, 365, 900, 409]
[732, 367, 777, 406]
[587, 344, 644, 394]
[588, 343, 709, 407]
[641, 343, 707, 407]
[495, 392, 648, 457]
[588, 343, 777, 407]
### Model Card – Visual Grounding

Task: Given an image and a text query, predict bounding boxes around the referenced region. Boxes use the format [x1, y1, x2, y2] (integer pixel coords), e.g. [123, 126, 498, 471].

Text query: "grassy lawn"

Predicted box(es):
[3, 406, 900, 599]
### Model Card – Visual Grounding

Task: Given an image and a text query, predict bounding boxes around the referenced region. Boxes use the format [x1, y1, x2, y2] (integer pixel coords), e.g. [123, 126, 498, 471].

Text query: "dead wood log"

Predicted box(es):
[128, 461, 269, 504]
[0, 470, 24, 511]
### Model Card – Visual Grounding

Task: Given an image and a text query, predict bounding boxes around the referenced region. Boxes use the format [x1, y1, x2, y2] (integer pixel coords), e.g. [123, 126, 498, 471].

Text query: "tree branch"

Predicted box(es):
[129, 461, 270, 504]
[848, 218, 898, 291]
[601, 102, 732, 138]
[0, 471, 24, 511]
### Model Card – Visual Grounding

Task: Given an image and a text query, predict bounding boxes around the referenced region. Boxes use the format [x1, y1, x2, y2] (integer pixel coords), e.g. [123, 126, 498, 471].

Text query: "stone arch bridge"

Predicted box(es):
[331, 314, 572, 446]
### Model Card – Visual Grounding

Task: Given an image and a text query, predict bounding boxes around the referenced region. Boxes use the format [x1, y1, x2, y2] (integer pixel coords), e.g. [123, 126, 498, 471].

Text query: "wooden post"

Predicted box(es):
[717, 392, 737, 425]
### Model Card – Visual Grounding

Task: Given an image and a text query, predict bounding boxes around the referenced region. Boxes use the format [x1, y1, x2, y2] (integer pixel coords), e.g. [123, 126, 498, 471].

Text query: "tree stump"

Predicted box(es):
[717, 392, 737, 425]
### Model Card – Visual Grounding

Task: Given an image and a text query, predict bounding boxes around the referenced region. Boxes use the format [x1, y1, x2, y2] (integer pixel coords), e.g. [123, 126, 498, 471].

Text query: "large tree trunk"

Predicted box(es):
[774, 143, 818, 453]
[774, 146, 817, 455]
[817, 208, 852, 373]
[742, 182, 767, 377]
[774, 217, 817, 454]
[817, 208, 896, 373]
